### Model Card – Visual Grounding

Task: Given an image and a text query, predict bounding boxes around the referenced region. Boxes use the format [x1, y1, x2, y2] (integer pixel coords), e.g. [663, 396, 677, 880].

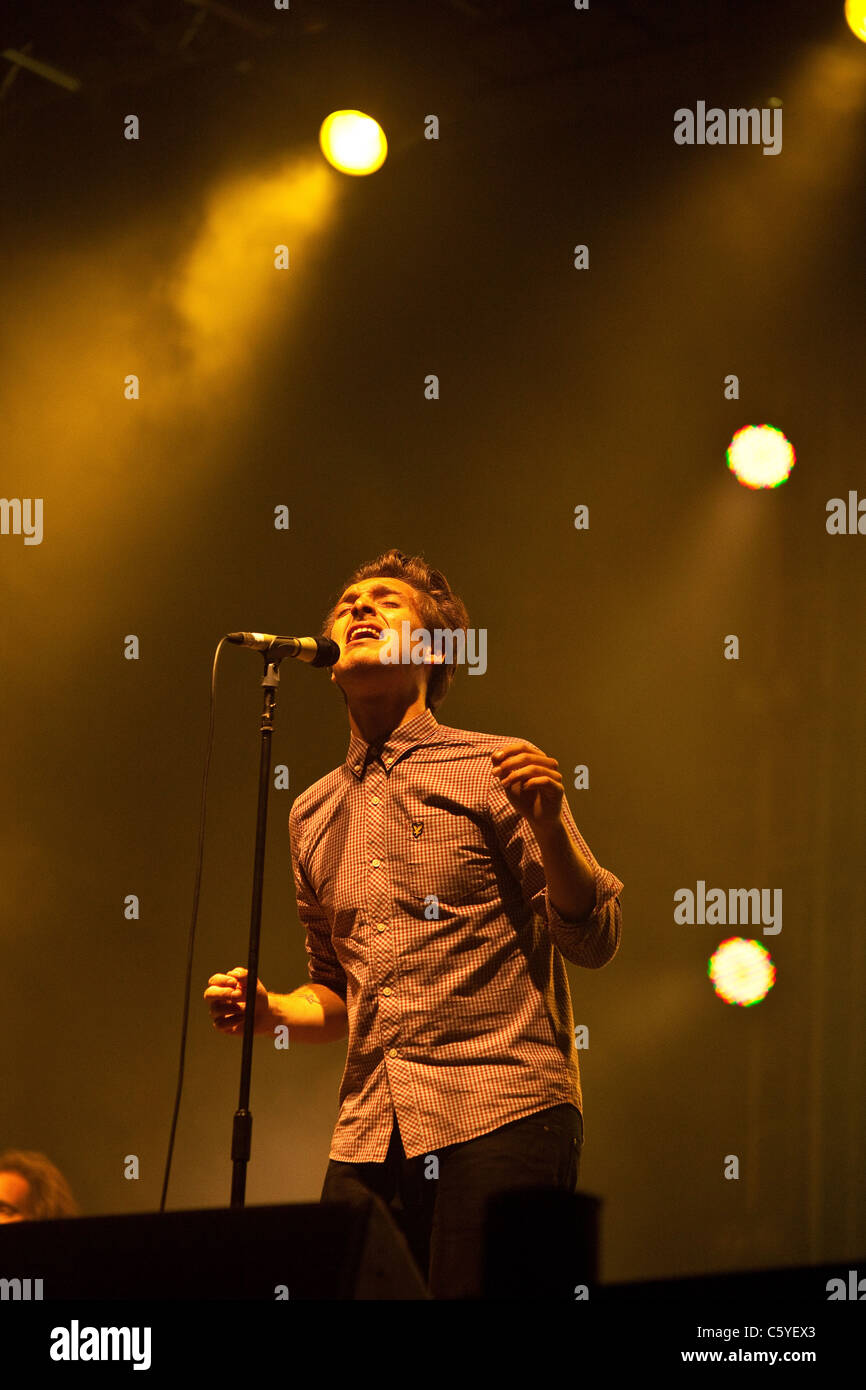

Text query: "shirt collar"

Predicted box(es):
[346, 706, 440, 779]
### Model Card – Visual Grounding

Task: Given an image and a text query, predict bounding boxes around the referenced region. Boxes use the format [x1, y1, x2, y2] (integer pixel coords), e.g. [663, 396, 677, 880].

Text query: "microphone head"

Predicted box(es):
[312, 636, 342, 667]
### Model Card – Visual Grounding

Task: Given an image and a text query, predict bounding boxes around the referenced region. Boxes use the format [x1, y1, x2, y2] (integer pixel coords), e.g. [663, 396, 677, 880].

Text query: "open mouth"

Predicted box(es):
[347, 624, 384, 643]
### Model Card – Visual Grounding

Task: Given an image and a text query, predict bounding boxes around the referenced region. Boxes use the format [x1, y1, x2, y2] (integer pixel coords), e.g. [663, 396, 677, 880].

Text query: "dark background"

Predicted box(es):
[1, 0, 864, 1284]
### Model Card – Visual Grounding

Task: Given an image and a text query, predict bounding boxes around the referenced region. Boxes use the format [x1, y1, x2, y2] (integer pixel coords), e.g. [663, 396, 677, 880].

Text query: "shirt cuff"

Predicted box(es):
[545, 879, 598, 929]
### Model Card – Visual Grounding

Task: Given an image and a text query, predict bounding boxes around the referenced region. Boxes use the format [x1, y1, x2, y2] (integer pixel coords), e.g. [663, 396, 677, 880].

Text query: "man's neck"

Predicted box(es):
[347, 690, 429, 747]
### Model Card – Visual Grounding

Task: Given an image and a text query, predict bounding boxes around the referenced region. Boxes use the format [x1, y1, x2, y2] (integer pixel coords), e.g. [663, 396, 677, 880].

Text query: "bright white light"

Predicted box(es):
[708, 938, 776, 1007]
[319, 111, 388, 176]
[845, 1, 866, 42]
[727, 424, 795, 490]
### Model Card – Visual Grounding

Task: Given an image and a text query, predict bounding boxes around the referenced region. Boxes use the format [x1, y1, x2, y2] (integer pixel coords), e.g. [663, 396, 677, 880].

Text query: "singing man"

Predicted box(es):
[205, 548, 623, 1298]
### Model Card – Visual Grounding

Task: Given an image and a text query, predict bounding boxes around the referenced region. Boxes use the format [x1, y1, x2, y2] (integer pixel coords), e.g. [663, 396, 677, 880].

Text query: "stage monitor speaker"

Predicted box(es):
[0, 1196, 431, 1300]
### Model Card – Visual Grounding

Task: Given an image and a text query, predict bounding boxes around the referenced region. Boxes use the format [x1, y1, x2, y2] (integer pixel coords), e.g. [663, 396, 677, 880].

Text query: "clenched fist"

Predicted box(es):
[203, 966, 272, 1035]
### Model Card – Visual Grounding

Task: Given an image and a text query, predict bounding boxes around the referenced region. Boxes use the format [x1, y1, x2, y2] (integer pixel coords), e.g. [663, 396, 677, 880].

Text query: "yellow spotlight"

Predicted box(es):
[726, 423, 795, 490]
[319, 110, 388, 176]
[845, 0, 866, 42]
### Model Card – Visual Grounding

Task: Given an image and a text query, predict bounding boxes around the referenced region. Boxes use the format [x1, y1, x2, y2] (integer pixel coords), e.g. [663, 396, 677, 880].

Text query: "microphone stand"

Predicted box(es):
[230, 655, 283, 1207]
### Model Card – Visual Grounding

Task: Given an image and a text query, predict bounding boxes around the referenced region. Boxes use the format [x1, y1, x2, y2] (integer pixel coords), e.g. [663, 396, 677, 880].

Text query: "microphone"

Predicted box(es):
[226, 632, 341, 667]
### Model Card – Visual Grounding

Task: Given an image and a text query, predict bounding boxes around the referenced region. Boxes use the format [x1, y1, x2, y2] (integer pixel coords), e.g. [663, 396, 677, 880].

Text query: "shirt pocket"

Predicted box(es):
[401, 813, 489, 908]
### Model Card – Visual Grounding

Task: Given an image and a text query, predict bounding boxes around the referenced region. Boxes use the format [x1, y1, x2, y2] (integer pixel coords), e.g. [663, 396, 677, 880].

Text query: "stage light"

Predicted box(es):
[845, 0, 866, 42]
[318, 110, 388, 175]
[708, 938, 776, 1007]
[726, 423, 795, 490]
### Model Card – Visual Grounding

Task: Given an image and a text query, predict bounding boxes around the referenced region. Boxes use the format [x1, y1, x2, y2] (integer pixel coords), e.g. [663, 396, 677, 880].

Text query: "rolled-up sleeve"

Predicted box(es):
[488, 760, 623, 969]
[289, 803, 348, 1001]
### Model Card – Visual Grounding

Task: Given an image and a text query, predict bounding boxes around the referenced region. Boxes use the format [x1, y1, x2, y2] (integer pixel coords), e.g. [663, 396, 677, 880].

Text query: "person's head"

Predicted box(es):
[323, 549, 469, 713]
[0, 1150, 80, 1222]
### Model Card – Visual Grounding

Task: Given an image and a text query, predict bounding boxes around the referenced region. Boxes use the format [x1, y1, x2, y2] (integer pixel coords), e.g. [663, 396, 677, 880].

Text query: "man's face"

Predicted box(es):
[0, 1170, 30, 1222]
[328, 576, 434, 696]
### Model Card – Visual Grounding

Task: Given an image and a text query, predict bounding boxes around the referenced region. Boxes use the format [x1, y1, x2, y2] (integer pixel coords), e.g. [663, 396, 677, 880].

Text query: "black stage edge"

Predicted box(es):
[1, 1200, 862, 1371]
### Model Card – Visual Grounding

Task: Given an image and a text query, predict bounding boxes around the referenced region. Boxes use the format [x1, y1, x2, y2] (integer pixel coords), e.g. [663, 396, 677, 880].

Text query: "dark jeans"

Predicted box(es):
[320, 1102, 583, 1299]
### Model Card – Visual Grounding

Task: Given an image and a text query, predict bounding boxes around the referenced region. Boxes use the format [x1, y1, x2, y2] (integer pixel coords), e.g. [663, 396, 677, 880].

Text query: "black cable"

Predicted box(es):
[159, 634, 228, 1214]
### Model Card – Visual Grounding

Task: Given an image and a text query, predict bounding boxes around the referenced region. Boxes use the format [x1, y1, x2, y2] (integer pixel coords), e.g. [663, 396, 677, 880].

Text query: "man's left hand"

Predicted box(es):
[491, 742, 564, 829]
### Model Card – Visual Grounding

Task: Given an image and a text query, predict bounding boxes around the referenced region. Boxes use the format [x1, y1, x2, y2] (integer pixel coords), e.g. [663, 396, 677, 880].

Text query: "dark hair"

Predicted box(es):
[0, 1150, 80, 1220]
[323, 549, 470, 710]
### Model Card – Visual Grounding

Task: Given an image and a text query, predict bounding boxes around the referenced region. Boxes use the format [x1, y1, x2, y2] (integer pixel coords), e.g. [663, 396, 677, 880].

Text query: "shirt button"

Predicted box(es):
[382, 987, 392, 996]
[388, 1048, 398, 1058]
[376, 923, 387, 933]
[371, 857, 382, 867]
[370, 796, 380, 805]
